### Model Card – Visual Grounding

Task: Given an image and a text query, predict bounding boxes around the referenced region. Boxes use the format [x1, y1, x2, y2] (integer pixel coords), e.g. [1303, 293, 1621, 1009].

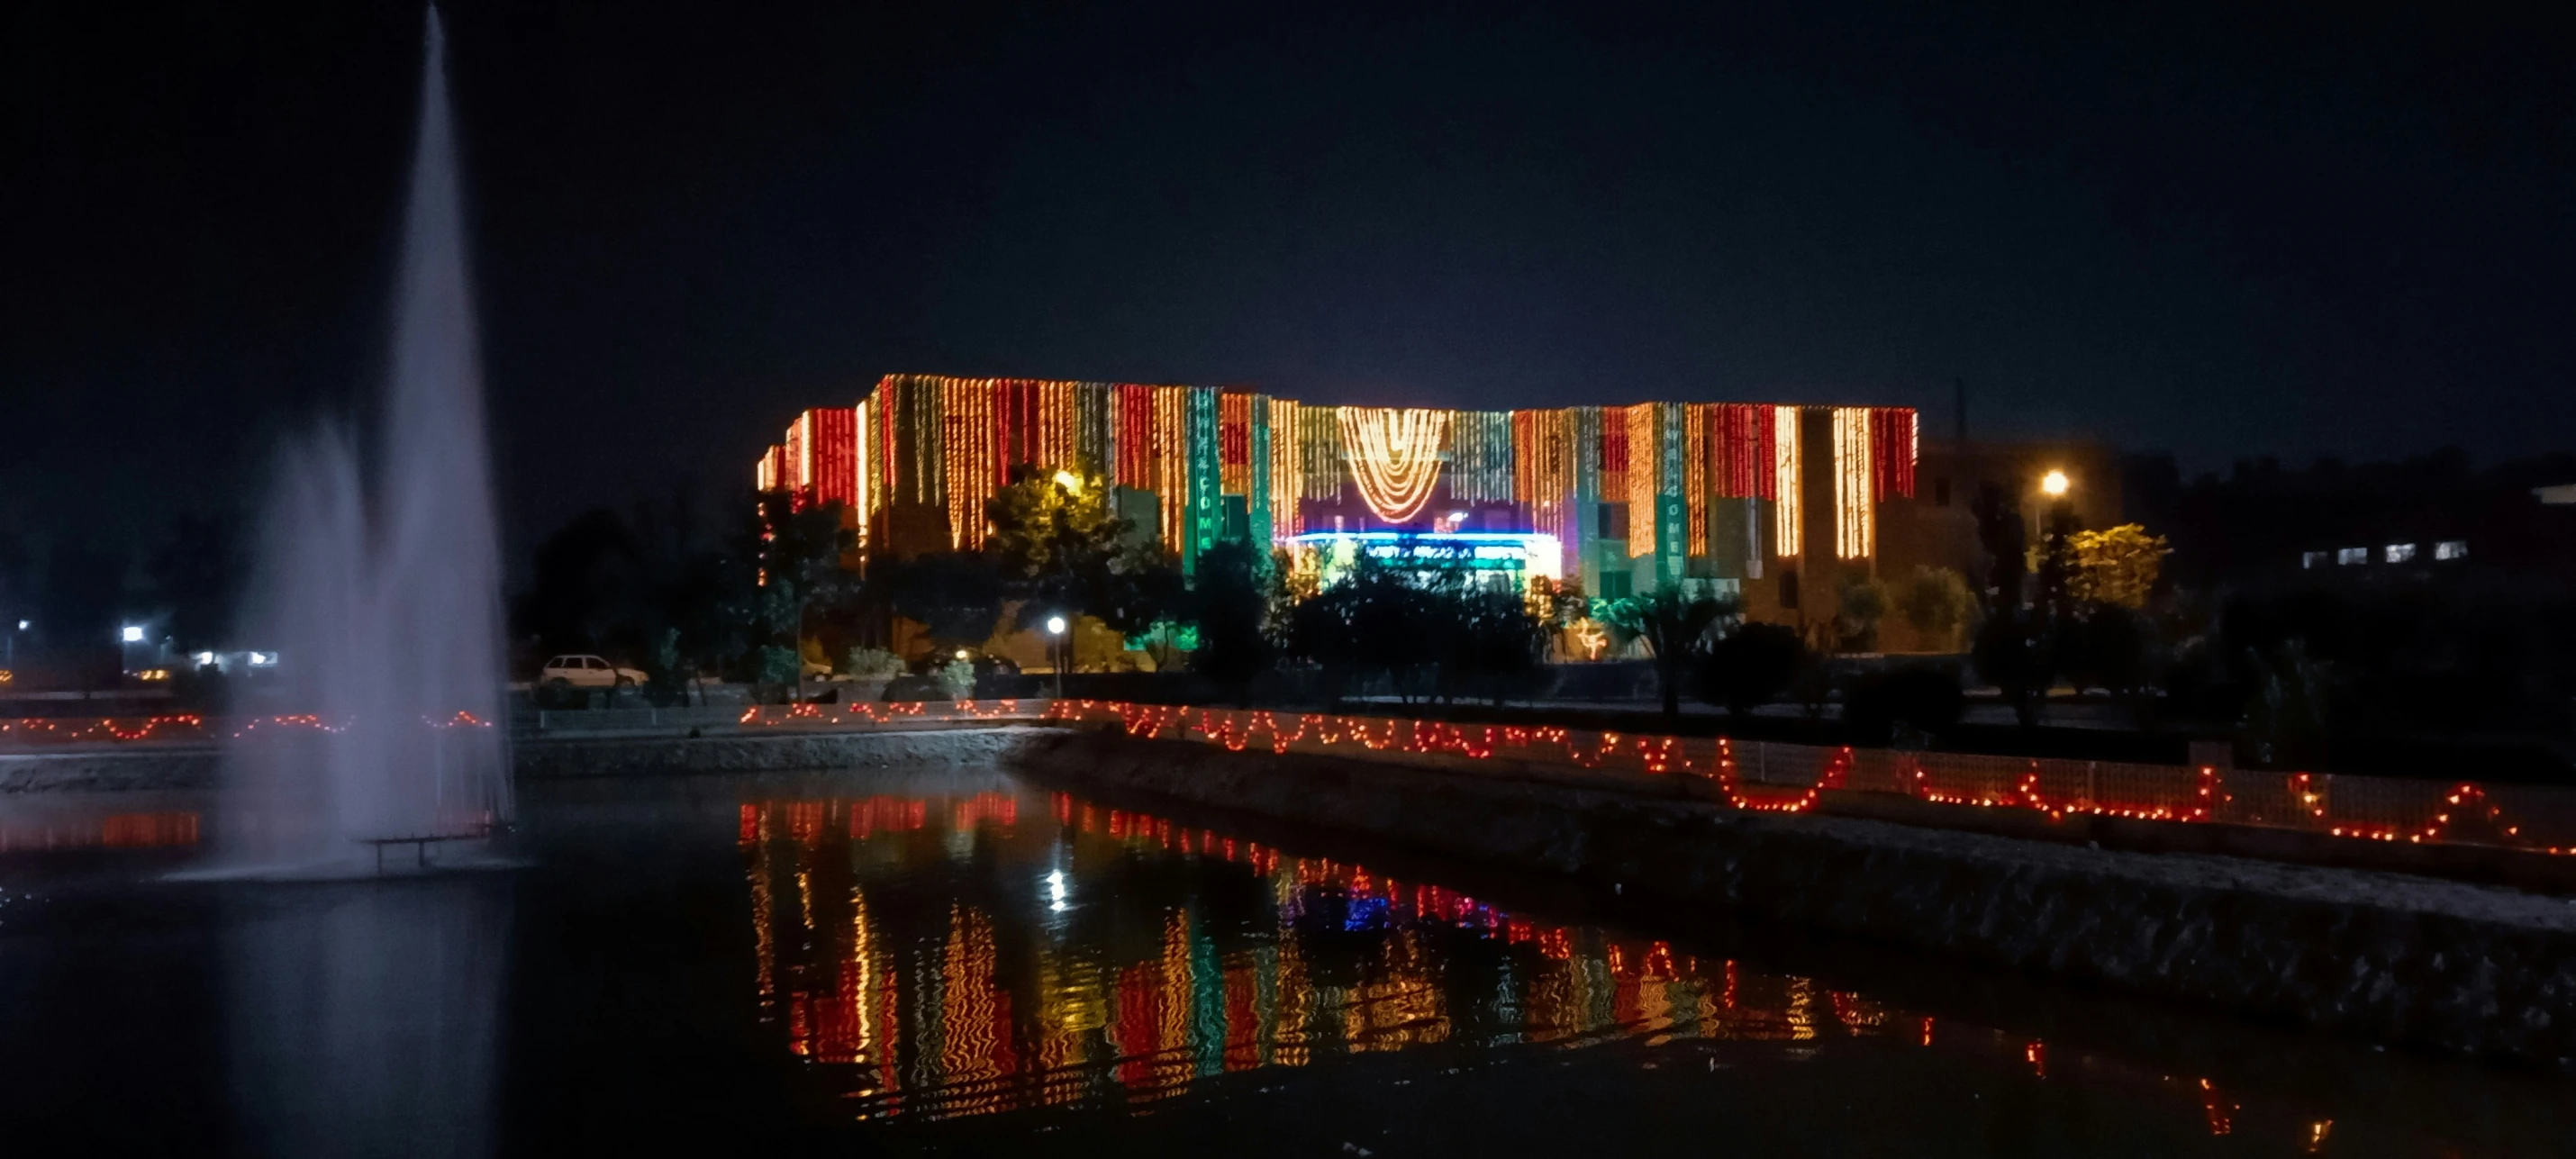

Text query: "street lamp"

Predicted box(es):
[121, 625, 145, 643]
[2040, 469, 2071, 498]
[1045, 614, 1068, 701]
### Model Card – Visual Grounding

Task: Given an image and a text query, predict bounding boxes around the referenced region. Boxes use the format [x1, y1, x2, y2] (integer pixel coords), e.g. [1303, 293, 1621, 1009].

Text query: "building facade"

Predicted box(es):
[757, 373, 1918, 610]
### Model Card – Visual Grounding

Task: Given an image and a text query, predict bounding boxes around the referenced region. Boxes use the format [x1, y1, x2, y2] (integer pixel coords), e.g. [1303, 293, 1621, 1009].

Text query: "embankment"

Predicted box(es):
[1011, 727, 2576, 1067]
[0, 726, 1044, 793]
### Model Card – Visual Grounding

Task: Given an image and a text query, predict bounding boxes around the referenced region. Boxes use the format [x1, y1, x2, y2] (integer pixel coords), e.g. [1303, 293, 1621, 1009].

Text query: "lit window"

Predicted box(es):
[2435, 539, 2468, 561]
[2336, 548, 2368, 566]
[2385, 543, 2416, 564]
[2301, 551, 2327, 569]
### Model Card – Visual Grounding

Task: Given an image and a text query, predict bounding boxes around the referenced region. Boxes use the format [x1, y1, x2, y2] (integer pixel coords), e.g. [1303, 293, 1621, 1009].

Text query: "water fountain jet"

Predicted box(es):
[210, 6, 510, 877]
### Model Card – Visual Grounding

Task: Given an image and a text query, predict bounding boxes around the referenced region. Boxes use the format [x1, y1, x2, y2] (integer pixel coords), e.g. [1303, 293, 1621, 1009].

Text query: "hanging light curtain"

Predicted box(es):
[1338, 407, 1450, 523]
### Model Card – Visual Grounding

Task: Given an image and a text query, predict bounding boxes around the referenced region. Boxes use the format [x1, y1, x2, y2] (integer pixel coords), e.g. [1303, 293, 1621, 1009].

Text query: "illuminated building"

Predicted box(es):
[757, 373, 1916, 612]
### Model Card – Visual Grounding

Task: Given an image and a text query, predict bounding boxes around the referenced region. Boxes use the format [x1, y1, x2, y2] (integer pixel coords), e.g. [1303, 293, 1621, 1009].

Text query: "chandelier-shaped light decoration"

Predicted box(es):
[1338, 407, 1451, 523]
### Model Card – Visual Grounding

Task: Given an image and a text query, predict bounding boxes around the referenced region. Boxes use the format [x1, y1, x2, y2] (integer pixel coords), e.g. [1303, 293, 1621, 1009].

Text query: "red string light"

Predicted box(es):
[1045, 700, 2576, 856]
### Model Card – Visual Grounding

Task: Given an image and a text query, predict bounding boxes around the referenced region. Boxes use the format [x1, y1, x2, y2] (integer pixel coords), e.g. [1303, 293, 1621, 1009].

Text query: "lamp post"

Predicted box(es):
[1045, 614, 1068, 701]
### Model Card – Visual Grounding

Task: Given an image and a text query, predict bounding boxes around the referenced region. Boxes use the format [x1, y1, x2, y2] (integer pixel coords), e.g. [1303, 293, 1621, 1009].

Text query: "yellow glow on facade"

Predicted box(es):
[1772, 406, 1802, 557]
[1627, 403, 1657, 558]
[1833, 407, 1874, 560]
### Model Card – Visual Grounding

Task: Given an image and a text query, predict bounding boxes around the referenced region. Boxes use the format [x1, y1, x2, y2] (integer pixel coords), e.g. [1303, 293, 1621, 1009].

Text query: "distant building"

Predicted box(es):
[757, 373, 1925, 630]
[2160, 450, 2576, 590]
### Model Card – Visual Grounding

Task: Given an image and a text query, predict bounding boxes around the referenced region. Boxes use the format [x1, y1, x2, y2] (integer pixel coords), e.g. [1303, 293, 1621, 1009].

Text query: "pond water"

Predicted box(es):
[1, 763, 2570, 1156]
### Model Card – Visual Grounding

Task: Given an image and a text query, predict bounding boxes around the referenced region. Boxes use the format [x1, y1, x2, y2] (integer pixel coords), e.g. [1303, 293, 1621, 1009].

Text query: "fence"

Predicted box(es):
[1041, 701, 2576, 857]
[3, 700, 1051, 747]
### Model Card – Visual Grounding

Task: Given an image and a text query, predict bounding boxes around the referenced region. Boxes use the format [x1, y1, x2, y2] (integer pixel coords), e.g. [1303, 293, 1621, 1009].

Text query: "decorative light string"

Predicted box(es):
[1833, 406, 1874, 559]
[1266, 397, 1302, 539]
[1337, 407, 1450, 522]
[1773, 406, 1802, 557]
[1686, 404, 1710, 557]
[1042, 700, 2576, 856]
[1627, 403, 1659, 557]
[1153, 385, 1190, 549]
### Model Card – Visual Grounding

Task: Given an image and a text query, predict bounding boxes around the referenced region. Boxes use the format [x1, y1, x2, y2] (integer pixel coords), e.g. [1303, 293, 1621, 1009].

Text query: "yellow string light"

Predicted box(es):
[1268, 397, 1302, 539]
[1627, 403, 1656, 558]
[1773, 406, 1801, 558]
[1833, 407, 1874, 559]
[1338, 408, 1449, 523]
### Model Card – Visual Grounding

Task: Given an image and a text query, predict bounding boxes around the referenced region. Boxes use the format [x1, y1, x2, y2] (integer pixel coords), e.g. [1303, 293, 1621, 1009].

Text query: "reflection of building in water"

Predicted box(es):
[736, 791, 1946, 1123]
[0, 810, 199, 852]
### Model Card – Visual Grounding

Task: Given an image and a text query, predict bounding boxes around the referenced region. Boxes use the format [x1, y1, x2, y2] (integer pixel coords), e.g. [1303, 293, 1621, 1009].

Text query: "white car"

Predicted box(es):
[540, 655, 646, 689]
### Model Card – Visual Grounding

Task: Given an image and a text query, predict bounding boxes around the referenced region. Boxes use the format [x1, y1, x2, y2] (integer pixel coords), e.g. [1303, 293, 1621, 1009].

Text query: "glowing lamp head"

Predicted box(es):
[955, 649, 970, 661]
[2040, 469, 2071, 498]
[195, 652, 215, 666]
[1045, 615, 1067, 636]
[121, 625, 145, 643]
[1050, 470, 1084, 493]
[14, 620, 26, 631]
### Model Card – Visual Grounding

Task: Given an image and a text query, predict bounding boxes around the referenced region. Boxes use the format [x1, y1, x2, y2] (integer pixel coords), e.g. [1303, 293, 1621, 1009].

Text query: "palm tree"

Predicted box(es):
[1604, 586, 1737, 721]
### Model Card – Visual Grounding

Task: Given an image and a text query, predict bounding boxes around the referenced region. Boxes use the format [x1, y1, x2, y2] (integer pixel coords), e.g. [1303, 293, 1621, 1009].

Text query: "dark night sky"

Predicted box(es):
[5, 1, 2572, 558]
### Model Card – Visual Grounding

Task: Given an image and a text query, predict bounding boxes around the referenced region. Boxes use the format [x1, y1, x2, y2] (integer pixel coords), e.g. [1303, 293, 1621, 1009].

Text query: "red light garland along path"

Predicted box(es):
[735, 699, 1041, 729]
[1042, 701, 2576, 857]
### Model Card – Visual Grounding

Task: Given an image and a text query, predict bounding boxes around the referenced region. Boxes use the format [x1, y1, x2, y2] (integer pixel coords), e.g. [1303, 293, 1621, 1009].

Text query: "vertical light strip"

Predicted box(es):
[1154, 385, 1187, 550]
[1267, 397, 1302, 539]
[1627, 403, 1655, 558]
[1834, 406, 1874, 559]
[1685, 403, 1709, 557]
[852, 396, 872, 550]
[1772, 406, 1801, 558]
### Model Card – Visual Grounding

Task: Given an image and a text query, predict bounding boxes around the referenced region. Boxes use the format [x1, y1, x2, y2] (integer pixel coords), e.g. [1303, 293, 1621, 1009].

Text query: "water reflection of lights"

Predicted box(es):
[734, 790, 2305, 1141]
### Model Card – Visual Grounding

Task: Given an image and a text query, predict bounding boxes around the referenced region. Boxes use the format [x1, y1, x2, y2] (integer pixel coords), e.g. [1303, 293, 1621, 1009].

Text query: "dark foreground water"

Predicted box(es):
[3, 765, 2571, 1156]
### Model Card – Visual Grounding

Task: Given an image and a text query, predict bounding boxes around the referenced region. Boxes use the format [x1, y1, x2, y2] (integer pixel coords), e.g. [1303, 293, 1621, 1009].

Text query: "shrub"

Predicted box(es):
[1899, 566, 1976, 651]
[755, 645, 800, 688]
[935, 657, 976, 701]
[1696, 621, 1810, 718]
[843, 646, 903, 679]
[1833, 573, 1891, 651]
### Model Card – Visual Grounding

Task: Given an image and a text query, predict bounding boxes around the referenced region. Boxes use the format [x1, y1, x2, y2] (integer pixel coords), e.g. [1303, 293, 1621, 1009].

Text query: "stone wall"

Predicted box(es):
[1011, 728, 2576, 1067]
[1, 748, 219, 793]
[0, 727, 1048, 793]
[515, 726, 1046, 779]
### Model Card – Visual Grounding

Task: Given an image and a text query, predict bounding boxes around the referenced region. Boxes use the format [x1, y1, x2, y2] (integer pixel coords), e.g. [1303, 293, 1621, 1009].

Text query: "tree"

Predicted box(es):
[1973, 483, 2050, 726]
[1696, 620, 1810, 719]
[721, 490, 857, 696]
[1602, 587, 1736, 720]
[1973, 611, 2052, 728]
[984, 466, 1133, 628]
[2245, 640, 2330, 767]
[1971, 482, 2027, 618]
[1189, 539, 1274, 700]
[1088, 548, 1189, 671]
[1444, 584, 1550, 705]
[2069, 524, 2170, 610]
[1832, 571, 1891, 652]
[1898, 565, 1976, 652]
